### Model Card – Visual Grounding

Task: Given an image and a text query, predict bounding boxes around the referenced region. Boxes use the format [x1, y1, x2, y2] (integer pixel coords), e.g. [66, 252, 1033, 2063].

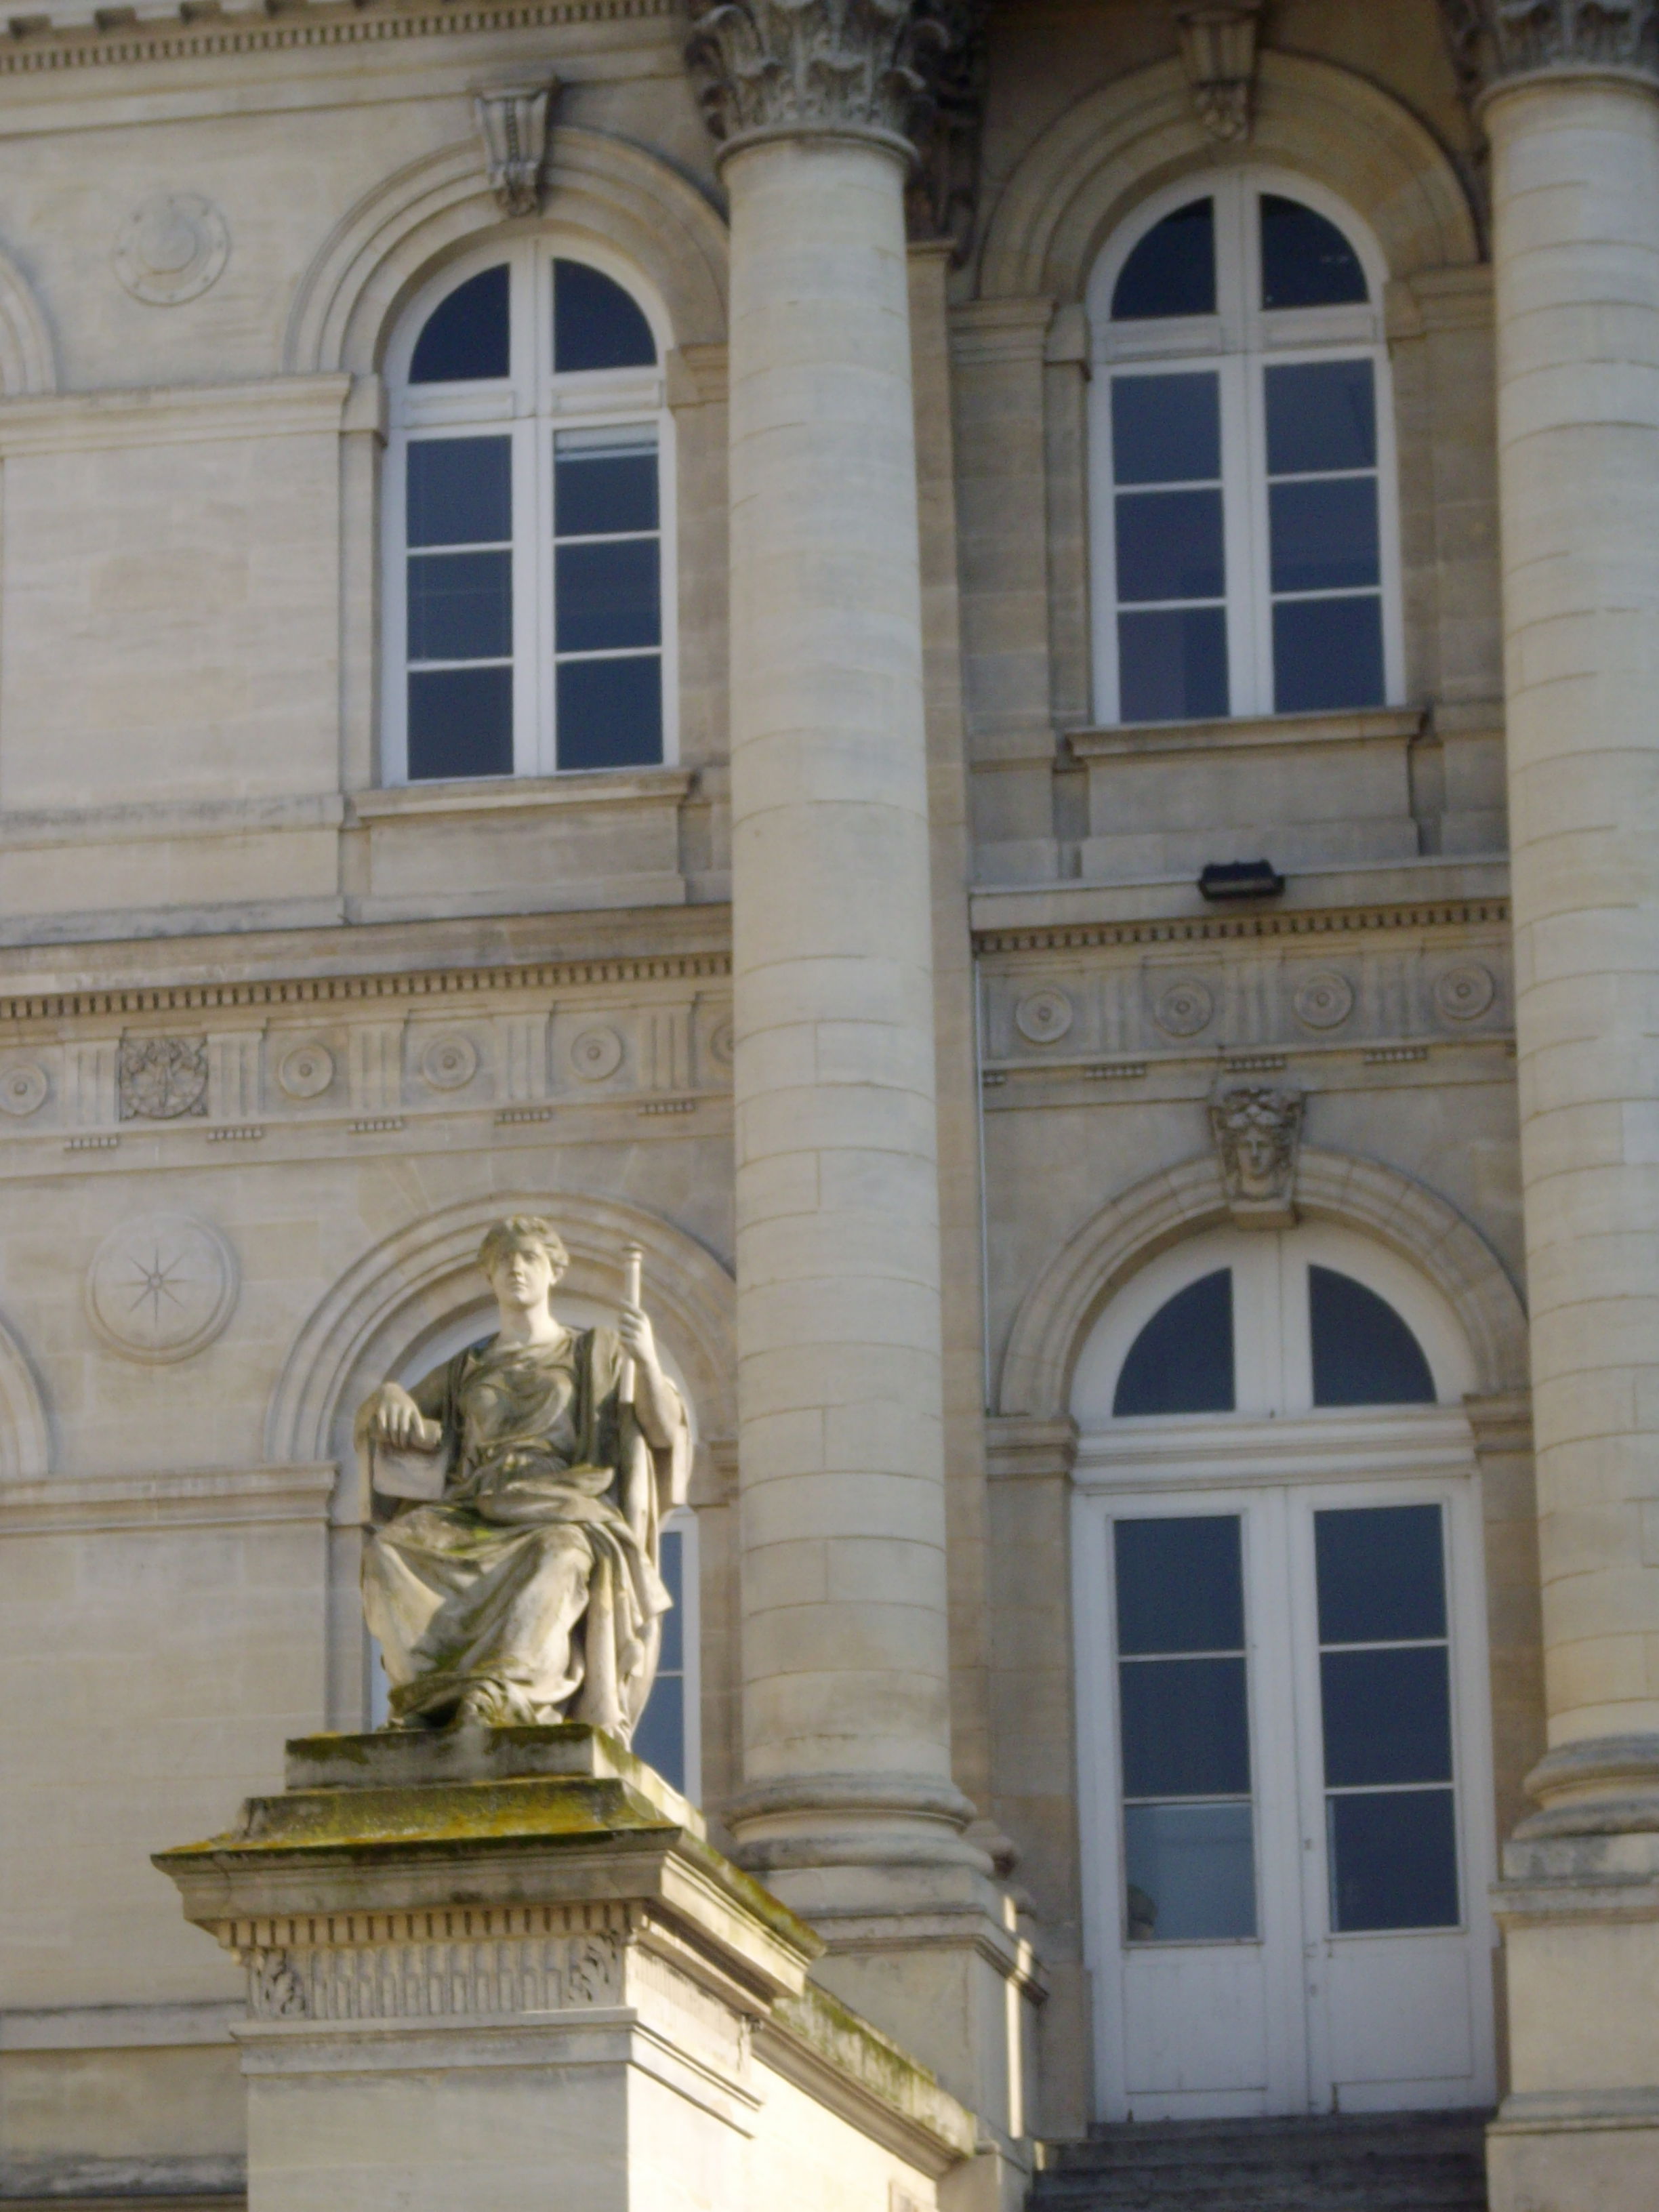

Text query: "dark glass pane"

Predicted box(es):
[1310, 1269, 1437, 1408]
[554, 258, 657, 372]
[657, 1527, 684, 1672]
[407, 438, 512, 550]
[1125, 1802, 1256, 1942]
[1329, 1789, 1458, 1931]
[1112, 199, 1216, 321]
[1119, 608, 1229, 724]
[408, 665, 513, 781]
[1115, 1516, 1244, 1656]
[409, 264, 510, 384]
[1113, 1269, 1234, 1415]
[556, 540, 660, 654]
[1265, 361, 1376, 474]
[631, 1672, 684, 1793]
[1120, 1656, 1250, 1797]
[1317, 1504, 1448, 1645]
[556, 655, 663, 771]
[1261, 194, 1369, 310]
[1273, 595, 1384, 714]
[1322, 1647, 1452, 1788]
[555, 450, 659, 537]
[1270, 479, 1380, 596]
[407, 551, 512, 663]
[1111, 373, 1221, 487]
[1115, 488, 1225, 602]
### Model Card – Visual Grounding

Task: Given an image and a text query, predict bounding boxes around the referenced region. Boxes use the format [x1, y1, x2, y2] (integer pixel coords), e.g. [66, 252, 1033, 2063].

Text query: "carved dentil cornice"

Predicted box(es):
[684, 0, 979, 162]
[1439, 0, 1659, 97]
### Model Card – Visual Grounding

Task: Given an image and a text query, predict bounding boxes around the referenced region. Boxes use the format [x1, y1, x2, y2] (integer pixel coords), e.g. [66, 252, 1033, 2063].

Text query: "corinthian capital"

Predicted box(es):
[1439, 0, 1659, 95]
[685, 0, 979, 161]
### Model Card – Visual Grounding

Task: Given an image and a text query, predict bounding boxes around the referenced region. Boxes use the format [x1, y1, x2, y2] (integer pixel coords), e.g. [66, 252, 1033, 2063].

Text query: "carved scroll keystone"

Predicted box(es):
[684, 0, 979, 163]
[475, 81, 556, 216]
[1176, 1, 1265, 144]
[1210, 1082, 1305, 1229]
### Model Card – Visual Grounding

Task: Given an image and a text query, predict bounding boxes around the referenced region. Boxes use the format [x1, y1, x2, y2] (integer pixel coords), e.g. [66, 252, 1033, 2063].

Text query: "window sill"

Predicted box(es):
[348, 767, 695, 824]
[1070, 706, 1424, 762]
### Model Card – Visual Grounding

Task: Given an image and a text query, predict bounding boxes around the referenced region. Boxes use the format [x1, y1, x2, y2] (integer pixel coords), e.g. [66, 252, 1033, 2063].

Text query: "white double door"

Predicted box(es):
[1077, 1471, 1497, 2121]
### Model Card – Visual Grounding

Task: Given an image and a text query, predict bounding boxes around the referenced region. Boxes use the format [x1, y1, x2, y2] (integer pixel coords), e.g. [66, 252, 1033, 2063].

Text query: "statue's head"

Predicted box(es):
[478, 1216, 570, 1313]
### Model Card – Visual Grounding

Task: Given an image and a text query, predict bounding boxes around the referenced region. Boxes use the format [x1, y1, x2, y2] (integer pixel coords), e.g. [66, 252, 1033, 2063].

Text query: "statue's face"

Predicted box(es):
[1233, 1120, 1279, 1196]
[487, 1241, 559, 1314]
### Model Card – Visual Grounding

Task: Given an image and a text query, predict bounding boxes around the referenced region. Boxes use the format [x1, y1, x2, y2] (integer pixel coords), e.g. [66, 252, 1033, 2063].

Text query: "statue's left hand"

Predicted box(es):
[618, 1301, 658, 1374]
[618, 1301, 677, 1448]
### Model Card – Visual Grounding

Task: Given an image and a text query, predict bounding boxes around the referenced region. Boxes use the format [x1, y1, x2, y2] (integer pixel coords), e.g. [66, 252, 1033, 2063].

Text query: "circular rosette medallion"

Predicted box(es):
[420, 1033, 479, 1092]
[1153, 977, 1215, 1039]
[1292, 969, 1355, 1031]
[570, 1027, 624, 1082]
[1434, 963, 1496, 1023]
[86, 1213, 238, 1364]
[0, 1062, 47, 1117]
[113, 192, 230, 306]
[277, 1043, 334, 1101]
[1015, 988, 1075, 1046]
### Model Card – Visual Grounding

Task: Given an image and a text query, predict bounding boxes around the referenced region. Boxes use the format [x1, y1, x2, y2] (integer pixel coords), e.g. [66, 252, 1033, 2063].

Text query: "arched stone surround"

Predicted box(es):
[265, 1189, 736, 1480]
[0, 245, 57, 396]
[978, 49, 1481, 304]
[999, 1147, 1528, 1419]
[0, 1307, 50, 1480]
[284, 127, 729, 375]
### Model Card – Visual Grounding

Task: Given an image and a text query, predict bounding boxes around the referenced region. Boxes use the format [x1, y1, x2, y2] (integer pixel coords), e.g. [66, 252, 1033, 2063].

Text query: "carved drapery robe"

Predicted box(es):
[361, 1326, 689, 1733]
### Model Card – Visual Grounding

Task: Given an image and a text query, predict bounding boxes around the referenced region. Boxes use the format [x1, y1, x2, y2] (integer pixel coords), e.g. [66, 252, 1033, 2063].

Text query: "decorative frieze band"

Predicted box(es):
[245, 1928, 623, 2022]
[0, 950, 730, 1031]
[979, 924, 1512, 1073]
[0, 987, 733, 1144]
[972, 897, 1510, 958]
[684, 0, 979, 159]
[0, 0, 670, 77]
[1439, 0, 1659, 94]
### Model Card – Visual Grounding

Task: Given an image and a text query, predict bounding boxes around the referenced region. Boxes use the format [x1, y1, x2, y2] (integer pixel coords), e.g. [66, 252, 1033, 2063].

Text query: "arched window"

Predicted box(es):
[1081, 1223, 1454, 1422]
[383, 241, 674, 784]
[1086, 173, 1400, 726]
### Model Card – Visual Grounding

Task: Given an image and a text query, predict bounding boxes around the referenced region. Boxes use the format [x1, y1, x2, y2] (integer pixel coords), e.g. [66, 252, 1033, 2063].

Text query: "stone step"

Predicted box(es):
[1031, 2111, 1489, 2212]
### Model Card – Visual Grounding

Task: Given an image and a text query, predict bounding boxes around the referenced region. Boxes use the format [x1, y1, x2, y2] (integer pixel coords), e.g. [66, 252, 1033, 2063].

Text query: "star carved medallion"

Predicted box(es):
[86, 1214, 237, 1364]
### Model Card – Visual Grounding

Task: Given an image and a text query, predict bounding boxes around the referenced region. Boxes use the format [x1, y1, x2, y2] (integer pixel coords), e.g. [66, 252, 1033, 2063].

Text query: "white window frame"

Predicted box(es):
[1086, 169, 1404, 727]
[1069, 1226, 1498, 2121]
[382, 236, 679, 785]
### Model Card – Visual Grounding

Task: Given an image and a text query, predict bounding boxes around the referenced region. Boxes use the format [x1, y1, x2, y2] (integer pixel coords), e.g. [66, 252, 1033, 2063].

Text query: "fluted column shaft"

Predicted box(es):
[718, 123, 962, 1878]
[1489, 67, 1659, 1784]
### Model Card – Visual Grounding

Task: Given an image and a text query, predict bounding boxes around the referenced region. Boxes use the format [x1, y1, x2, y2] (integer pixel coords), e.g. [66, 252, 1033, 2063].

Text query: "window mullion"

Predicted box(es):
[510, 419, 540, 778]
[384, 429, 411, 784]
[1219, 355, 1260, 718]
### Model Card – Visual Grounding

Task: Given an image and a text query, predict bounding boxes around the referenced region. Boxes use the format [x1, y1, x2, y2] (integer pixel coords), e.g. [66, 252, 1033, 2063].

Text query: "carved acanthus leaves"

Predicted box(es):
[1439, 0, 1659, 95]
[685, 0, 979, 157]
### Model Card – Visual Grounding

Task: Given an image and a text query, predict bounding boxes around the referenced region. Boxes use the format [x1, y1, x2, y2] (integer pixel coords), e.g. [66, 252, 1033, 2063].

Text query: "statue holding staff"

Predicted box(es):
[355, 1216, 689, 1736]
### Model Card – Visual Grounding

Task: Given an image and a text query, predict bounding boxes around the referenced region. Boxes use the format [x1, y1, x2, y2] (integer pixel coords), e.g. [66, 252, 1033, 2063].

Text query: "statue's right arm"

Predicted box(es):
[354, 1372, 445, 1454]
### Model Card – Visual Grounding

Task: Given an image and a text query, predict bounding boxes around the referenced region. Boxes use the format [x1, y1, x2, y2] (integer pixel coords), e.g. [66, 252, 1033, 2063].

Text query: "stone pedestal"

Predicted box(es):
[155, 1727, 975, 2212]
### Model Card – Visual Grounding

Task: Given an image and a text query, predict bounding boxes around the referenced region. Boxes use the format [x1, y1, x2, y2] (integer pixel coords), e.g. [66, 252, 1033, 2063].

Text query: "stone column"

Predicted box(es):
[1449, 5, 1659, 2203]
[684, 2, 1036, 2157]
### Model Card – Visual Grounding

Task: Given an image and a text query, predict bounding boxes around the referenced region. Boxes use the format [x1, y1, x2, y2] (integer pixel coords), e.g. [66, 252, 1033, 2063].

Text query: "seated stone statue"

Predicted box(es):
[356, 1215, 689, 1735]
